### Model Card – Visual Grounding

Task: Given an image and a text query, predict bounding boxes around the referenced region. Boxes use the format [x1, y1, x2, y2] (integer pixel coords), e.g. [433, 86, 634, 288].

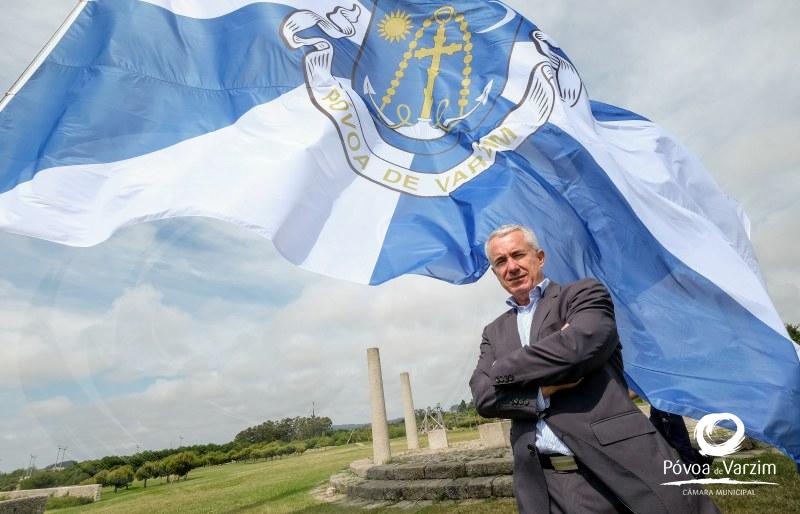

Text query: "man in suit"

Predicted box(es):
[470, 224, 718, 514]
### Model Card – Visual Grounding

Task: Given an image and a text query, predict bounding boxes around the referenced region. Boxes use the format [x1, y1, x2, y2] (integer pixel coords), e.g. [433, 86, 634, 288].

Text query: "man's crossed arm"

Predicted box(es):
[470, 280, 618, 420]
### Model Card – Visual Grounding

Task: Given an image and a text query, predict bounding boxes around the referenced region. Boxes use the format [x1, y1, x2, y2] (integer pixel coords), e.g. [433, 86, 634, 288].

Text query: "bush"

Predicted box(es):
[19, 471, 59, 490]
[316, 436, 335, 447]
[388, 424, 406, 439]
[45, 496, 94, 510]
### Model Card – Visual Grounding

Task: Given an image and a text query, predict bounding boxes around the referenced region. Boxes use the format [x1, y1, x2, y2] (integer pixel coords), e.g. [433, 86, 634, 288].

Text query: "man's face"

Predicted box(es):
[487, 230, 545, 305]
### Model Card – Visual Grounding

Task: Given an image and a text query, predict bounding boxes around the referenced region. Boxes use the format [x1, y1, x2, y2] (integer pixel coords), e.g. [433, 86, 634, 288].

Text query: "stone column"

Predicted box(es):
[399, 372, 420, 450]
[367, 347, 391, 464]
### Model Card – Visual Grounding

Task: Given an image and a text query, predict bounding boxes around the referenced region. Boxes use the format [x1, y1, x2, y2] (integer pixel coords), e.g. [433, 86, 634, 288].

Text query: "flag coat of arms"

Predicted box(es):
[1, 0, 798, 468]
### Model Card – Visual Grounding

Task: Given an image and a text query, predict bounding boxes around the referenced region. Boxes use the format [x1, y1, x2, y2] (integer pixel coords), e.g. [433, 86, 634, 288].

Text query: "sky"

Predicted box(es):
[0, 1, 798, 473]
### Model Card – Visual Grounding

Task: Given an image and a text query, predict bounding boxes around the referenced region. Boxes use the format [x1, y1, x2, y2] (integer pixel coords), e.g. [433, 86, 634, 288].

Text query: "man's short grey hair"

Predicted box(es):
[484, 224, 540, 264]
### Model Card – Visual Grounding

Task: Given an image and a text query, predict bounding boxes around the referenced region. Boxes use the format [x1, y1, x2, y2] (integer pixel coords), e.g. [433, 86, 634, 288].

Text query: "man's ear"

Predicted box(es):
[537, 249, 545, 265]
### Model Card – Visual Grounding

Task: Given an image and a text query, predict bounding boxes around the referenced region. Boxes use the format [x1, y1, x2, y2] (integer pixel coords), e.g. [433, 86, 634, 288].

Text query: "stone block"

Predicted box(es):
[492, 475, 515, 497]
[329, 472, 364, 495]
[425, 461, 465, 479]
[393, 463, 426, 480]
[427, 428, 449, 449]
[400, 479, 450, 501]
[3, 485, 101, 502]
[0, 496, 47, 514]
[479, 421, 511, 448]
[443, 477, 471, 500]
[365, 464, 396, 480]
[352, 480, 403, 501]
[349, 458, 373, 478]
[465, 457, 514, 477]
[464, 476, 495, 498]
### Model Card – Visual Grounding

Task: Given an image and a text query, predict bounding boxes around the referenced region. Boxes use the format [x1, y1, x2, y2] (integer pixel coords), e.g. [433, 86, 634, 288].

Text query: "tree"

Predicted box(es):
[204, 451, 228, 466]
[134, 461, 159, 488]
[106, 465, 134, 493]
[153, 460, 168, 483]
[234, 415, 333, 444]
[293, 416, 333, 440]
[231, 448, 251, 463]
[98, 455, 127, 471]
[92, 469, 109, 487]
[787, 323, 800, 344]
[76, 460, 100, 478]
[163, 452, 200, 481]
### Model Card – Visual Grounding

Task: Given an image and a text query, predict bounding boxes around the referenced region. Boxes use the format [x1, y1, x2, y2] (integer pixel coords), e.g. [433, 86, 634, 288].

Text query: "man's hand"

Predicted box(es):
[542, 377, 583, 397]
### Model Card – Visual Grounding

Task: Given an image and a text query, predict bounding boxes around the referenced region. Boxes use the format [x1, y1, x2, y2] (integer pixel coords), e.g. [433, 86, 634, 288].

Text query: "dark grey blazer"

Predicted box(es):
[470, 279, 719, 514]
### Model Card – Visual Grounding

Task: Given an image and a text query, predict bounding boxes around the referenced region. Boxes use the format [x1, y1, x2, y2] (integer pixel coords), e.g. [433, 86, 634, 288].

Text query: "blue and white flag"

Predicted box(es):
[1, 0, 798, 466]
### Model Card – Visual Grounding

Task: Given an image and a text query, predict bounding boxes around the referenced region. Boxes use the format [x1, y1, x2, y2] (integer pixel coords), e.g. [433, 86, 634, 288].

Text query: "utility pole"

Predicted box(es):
[178, 435, 184, 448]
[312, 401, 315, 418]
[26, 454, 36, 479]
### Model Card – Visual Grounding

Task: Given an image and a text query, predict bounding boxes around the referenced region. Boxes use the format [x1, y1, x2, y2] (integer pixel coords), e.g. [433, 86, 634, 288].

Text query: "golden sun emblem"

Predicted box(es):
[378, 10, 412, 42]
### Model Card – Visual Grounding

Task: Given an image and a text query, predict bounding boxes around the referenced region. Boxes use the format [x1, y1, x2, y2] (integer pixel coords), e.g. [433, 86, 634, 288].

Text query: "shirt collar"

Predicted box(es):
[505, 277, 550, 310]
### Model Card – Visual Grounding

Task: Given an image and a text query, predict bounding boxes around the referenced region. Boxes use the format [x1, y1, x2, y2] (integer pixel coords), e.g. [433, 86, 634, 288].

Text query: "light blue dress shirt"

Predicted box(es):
[506, 277, 573, 456]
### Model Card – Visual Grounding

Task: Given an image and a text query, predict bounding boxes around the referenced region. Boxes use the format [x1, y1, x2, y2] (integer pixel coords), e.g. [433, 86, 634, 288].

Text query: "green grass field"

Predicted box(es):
[49, 430, 799, 513]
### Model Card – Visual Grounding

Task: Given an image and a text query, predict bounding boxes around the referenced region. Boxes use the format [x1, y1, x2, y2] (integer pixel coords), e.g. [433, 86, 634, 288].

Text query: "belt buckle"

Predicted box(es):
[550, 455, 579, 472]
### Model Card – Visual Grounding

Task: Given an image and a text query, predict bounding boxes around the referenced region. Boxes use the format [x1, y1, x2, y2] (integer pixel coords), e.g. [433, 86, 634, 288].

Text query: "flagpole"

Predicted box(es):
[0, 0, 89, 113]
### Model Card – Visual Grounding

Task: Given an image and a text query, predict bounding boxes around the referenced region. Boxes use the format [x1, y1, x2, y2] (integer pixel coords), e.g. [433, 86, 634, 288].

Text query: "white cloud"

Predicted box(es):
[0, 0, 76, 92]
[0, 273, 510, 467]
[508, 0, 800, 325]
[27, 396, 74, 417]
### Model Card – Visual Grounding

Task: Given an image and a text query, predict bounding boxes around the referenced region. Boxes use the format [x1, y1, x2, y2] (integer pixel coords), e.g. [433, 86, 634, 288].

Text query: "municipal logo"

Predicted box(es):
[661, 412, 779, 487]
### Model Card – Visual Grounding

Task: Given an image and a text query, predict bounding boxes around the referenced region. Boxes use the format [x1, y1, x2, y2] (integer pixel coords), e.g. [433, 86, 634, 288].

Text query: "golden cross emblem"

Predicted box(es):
[369, 6, 478, 136]
[414, 7, 463, 120]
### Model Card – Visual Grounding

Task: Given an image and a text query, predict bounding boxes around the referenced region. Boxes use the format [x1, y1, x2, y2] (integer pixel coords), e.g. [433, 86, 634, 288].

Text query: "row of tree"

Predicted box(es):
[233, 415, 333, 444]
[0, 415, 402, 493]
[1, 403, 500, 493]
[94, 451, 202, 492]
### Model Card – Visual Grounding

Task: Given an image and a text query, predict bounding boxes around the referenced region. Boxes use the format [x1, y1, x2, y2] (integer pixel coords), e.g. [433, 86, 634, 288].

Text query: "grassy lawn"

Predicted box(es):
[704, 453, 800, 513]
[48, 430, 799, 513]
[52, 444, 370, 513]
[50, 431, 492, 514]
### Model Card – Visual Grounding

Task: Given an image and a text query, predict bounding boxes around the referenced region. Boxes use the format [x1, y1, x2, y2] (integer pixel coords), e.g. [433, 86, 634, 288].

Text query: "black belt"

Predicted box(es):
[538, 452, 580, 472]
